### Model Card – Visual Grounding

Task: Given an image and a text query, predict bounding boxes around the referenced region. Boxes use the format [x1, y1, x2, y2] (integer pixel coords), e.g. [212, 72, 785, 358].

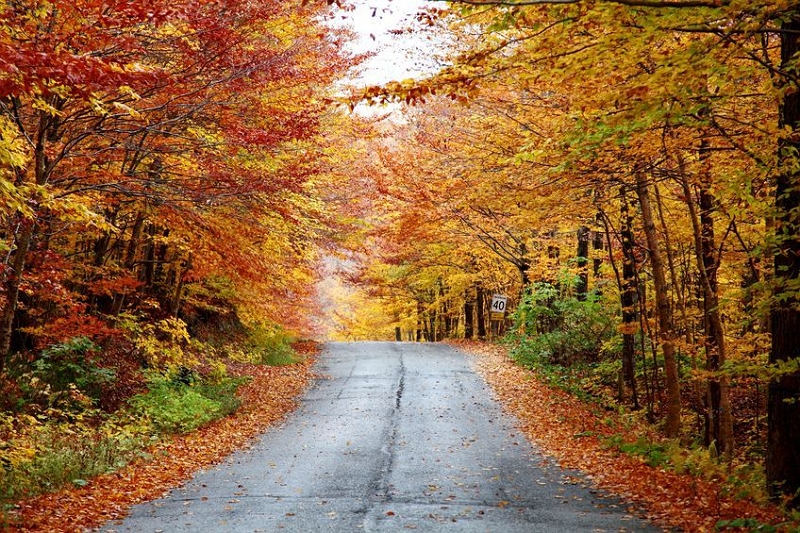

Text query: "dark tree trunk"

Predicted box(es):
[767, 15, 800, 508]
[576, 226, 589, 299]
[619, 190, 639, 409]
[476, 284, 486, 339]
[0, 221, 35, 365]
[142, 224, 157, 288]
[697, 180, 734, 459]
[592, 215, 604, 279]
[464, 291, 474, 340]
[416, 301, 424, 342]
[111, 212, 145, 316]
[678, 165, 735, 459]
[0, 106, 59, 361]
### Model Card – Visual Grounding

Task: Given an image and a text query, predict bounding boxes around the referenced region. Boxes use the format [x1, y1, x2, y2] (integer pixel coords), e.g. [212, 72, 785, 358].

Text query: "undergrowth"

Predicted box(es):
[503, 274, 791, 527]
[231, 324, 300, 366]
[0, 326, 301, 523]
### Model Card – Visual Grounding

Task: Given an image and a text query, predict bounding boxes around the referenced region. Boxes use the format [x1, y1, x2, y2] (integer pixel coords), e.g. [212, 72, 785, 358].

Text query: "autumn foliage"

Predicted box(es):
[0, 0, 360, 523]
[4, 0, 800, 529]
[334, 0, 800, 520]
[0, 1, 353, 363]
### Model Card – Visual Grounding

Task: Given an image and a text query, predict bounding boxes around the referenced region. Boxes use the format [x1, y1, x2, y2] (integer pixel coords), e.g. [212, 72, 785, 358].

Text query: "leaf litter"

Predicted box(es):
[453, 340, 790, 532]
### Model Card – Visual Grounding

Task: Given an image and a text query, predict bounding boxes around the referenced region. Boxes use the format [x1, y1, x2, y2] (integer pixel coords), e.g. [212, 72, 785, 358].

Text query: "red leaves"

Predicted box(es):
[0, 1, 165, 100]
[0, 0, 351, 344]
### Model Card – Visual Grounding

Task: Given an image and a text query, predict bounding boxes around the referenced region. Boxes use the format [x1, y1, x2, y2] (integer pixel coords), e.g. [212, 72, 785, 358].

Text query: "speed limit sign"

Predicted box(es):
[490, 295, 508, 320]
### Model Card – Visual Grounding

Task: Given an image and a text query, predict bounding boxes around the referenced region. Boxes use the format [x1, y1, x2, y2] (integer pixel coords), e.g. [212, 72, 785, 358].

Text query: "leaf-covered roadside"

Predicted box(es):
[455, 340, 793, 532]
[6, 342, 318, 533]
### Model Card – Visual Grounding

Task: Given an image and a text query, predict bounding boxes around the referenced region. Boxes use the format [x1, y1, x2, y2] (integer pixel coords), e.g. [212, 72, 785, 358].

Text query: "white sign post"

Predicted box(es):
[489, 294, 508, 339]
[490, 294, 508, 321]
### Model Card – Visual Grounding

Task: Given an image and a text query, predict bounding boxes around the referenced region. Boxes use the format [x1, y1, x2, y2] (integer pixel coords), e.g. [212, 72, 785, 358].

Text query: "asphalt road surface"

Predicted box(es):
[102, 342, 661, 532]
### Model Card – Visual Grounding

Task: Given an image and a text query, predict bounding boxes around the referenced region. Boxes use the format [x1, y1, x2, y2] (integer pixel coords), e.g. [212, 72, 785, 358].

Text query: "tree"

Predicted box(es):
[407, 0, 795, 500]
[767, 13, 800, 509]
[0, 0, 353, 363]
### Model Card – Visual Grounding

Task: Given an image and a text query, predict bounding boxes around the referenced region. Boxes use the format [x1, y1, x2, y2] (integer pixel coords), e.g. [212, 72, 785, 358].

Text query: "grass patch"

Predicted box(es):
[128, 373, 247, 434]
[244, 325, 300, 366]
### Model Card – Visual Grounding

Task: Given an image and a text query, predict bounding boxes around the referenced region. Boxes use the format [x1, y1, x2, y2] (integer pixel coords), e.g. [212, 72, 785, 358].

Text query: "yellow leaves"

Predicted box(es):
[0, 115, 28, 170]
[127, 317, 199, 371]
[31, 96, 65, 117]
[110, 101, 142, 119]
[42, 193, 120, 234]
[0, 177, 32, 221]
[0, 413, 38, 468]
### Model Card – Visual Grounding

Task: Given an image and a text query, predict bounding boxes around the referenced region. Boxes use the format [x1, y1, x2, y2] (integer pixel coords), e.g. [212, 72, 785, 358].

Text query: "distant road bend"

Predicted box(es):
[102, 342, 660, 532]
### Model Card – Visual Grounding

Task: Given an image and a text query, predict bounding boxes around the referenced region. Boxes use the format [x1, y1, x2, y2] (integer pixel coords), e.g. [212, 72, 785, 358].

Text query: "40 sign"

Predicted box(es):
[490, 295, 508, 321]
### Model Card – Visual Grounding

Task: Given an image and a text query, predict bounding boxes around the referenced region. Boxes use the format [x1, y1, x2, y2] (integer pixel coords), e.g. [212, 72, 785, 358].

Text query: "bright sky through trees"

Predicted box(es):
[335, 0, 442, 84]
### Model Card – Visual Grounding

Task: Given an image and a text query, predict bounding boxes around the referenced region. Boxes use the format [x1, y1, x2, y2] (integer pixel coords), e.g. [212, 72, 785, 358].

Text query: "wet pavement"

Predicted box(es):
[101, 341, 660, 532]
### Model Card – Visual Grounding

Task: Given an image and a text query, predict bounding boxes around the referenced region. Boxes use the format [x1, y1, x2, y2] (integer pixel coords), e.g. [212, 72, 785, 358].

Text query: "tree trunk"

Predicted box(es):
[619, 189, 640, 409]
[592, 213, 604, 279]
[464, 290, 474, 340]
[416, 301, 424, 342]
[635, 172, 681, 438]
[142, 224, 157, 288]
[767, 15, 800, 508]
[0, 107, 57, 361]
[440, 284, 452, 339]
[576, 226, 589, 300]
[0, 220, 35, 364]
[476, 283, 487, 339]
[111, 212, 146, 316]
[680, 170, 734, 459]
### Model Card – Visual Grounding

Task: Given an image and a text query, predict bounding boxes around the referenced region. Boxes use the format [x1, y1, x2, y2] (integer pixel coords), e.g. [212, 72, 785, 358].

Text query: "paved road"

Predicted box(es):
[102, 342, 660, 532]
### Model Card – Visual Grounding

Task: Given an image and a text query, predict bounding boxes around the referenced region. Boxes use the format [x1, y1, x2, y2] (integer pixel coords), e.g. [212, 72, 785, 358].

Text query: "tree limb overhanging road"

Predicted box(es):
[102, 342, 660, 532]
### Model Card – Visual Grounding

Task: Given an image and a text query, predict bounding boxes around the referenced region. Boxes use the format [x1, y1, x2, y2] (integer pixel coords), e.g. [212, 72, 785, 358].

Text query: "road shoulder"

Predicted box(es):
[454, 339, 785, 531]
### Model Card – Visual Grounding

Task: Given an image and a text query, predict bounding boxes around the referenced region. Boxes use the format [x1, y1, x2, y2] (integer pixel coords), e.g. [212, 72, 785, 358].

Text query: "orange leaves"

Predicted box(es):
[8, 350, 318, 532]
[0, 0, 357, 348]
[458, 340, 786, 532]
[359, 80, 437, 106]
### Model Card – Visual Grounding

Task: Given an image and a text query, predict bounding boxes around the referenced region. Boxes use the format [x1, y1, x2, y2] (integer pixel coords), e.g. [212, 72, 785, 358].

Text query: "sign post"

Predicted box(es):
[490, 295, 508, 338]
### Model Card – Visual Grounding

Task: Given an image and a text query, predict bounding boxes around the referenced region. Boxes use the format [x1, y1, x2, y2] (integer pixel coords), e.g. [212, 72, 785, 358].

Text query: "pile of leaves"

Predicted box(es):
[6, 343, 318, 532]
[454, 340, 794, 532]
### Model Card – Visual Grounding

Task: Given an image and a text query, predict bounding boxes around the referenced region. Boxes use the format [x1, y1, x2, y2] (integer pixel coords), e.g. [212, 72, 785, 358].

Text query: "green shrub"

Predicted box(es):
[245, 325, 299, 366]
[18, 337, 115, 411]
[128, 372, 246, 435]
[508, 274, 617, 368]
[716, 518, 780, 532]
